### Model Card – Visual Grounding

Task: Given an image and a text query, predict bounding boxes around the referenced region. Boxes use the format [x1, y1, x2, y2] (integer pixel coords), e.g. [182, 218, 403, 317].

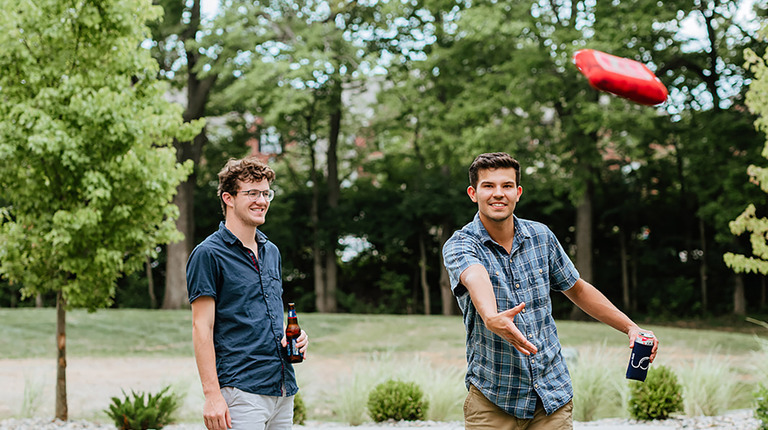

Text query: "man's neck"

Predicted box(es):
[479, 214, 516, 253]
[225, 219, 259, 251]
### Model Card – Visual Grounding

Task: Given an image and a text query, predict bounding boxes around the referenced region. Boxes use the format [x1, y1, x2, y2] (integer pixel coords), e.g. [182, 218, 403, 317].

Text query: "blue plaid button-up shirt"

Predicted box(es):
[443, 214, 579, 418]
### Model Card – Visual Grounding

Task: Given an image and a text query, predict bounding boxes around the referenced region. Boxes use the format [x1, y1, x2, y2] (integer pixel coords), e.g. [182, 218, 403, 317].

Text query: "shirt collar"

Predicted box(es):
[218, 221, 268, 246]
[471, 213, 531, 247]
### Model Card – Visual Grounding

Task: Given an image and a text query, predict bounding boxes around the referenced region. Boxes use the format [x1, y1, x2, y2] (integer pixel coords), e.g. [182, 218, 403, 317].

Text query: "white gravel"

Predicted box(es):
[0, 409, 762, 430]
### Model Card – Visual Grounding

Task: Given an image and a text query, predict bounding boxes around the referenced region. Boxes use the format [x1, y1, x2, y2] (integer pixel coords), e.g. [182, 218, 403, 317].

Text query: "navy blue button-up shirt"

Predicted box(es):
[186, 222, 297, 397]
[442, 214, 579, 418]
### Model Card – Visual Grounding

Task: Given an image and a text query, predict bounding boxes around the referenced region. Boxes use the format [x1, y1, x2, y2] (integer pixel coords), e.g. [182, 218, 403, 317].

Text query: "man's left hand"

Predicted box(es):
[281, 330, 309, 359]
[628, 327, 658, 363]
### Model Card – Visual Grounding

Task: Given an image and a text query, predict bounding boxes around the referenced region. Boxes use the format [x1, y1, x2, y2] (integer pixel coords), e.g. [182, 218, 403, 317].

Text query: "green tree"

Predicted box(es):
[653, 0, 767, 314]
[211, 0, 400, 312]
[725, 24, 768, 277]
[148, 0, 218, 309]
[372, 0, 673, 315]
[0, 0, 201, 419]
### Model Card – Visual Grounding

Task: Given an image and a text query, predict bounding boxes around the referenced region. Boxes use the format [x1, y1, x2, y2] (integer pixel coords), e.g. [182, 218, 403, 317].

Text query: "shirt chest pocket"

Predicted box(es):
[489, 266, 516, 310]
[527, 269, 549, 307]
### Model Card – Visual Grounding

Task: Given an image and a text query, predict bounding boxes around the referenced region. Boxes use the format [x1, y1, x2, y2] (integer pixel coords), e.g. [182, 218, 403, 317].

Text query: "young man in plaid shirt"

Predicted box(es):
[443, 152, 658, 429]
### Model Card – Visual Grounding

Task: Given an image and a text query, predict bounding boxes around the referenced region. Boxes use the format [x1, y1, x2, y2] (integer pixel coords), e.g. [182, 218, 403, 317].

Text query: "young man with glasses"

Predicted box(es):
[187, 156, 308, 430]
[442, 152, 658, 429]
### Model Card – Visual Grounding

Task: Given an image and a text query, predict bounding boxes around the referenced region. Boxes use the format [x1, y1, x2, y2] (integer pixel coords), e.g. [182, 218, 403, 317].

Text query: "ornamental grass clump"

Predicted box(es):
[628, 365, 683, 421]
[367, 379, 428, 422]
[105, 385, 181, 430]
[293, 392, 307, 425]
[677, 352, 743, 416]
[570, 346, 628, 421]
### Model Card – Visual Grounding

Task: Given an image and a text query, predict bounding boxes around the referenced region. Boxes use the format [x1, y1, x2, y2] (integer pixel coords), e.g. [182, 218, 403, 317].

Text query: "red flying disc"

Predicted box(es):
[573, 49, 668, 106]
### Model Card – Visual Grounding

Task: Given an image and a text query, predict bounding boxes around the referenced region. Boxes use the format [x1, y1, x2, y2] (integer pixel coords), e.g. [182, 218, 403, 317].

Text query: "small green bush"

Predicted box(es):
[756, 384, 768, 430]
[293, 391, 307, 425]
[105, 385, 181, 430]
[628, 365, 683, 421]
[367, 379, 428, 422]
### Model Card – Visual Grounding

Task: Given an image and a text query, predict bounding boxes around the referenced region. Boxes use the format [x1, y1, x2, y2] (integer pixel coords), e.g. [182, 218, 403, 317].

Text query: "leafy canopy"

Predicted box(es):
[0, 0, 202, 309]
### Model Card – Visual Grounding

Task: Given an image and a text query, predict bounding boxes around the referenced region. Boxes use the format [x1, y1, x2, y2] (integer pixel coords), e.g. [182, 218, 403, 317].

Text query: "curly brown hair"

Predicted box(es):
[468, 152, 520, 188]
[217, 156, 276, 216]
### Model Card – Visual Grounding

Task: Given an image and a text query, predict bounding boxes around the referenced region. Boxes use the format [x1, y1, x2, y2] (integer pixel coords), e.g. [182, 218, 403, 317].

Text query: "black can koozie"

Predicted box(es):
[626, 332, 654, 382]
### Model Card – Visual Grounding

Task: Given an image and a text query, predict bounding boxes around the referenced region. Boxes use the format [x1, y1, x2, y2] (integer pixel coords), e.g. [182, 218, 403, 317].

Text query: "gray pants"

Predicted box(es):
[221, 386, 294, 430]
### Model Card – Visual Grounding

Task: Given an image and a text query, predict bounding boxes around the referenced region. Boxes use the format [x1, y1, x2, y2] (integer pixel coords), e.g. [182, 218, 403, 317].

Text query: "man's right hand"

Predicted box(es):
[485, 302, 538, 356]
[203, 392, 232, 430]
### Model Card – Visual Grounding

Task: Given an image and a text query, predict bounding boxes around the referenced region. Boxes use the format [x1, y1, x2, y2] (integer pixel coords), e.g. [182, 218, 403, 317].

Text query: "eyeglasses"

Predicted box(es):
[232, 189, 275, 202]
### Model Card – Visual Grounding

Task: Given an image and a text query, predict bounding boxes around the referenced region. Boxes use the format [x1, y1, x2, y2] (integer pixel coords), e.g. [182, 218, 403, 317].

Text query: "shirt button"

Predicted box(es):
[495, 271, 499, 276]
[515, 283, 520, 288]
[535, 384, 539, 388]
[522, 308, 526, 313]
[528, 334, 533, 339]
[539, 269, 543, 274]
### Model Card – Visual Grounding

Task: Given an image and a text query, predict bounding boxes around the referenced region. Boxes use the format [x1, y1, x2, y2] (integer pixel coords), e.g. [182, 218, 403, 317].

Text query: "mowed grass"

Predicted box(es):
[2, 308, 764, 360]
[0, 309, 470, 359]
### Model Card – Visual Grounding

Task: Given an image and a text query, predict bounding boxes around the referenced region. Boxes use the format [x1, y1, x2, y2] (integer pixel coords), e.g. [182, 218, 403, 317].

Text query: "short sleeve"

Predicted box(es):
[546, 229, 579, 292]
[186, 244, 218, 303]
[442, 232, 485, 296]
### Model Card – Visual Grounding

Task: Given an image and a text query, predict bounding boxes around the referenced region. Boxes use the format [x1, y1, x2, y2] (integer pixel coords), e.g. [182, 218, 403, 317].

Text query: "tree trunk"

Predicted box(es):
[322, 79, 342, 313]
[699, 218, 708, 312]
[163, 0, 215, 310]
[55, 291, 67, 421]
[630, 245, 638, 313]
[620, 229, 630, 311]
[310, 143, 326, 312]
[438, 224, 459, 316]
[733, 273, 746, 315]
[146, 255, 157, 309]
[163, 178, 195, 309]
[324, 252, 337, 313]
[419, 231, 431, 315]
[570, 181, 594, 321]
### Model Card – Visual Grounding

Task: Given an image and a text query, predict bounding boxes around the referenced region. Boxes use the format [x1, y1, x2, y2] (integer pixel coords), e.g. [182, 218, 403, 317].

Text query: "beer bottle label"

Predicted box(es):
[288, 338, 300, 356]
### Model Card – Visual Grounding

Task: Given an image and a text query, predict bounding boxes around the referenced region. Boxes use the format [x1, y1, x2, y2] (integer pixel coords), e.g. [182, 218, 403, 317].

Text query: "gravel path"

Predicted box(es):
[0, 409, 762, 430]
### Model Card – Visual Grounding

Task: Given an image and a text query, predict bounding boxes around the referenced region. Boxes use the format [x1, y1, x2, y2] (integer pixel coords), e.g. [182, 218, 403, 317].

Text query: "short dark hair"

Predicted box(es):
[217, 156, 276, 216]
[468, 152, 521, 188]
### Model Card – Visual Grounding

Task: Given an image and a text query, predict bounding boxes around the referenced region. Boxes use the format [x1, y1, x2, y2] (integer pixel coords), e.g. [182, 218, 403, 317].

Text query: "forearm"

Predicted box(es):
[461, 264, 499, 322]
[460, 264, 538, 355]
[193, 321, 221, 397]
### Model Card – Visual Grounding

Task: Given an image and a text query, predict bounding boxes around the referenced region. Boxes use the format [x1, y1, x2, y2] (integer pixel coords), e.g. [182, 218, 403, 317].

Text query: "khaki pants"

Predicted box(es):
[464, 384, 573, 430]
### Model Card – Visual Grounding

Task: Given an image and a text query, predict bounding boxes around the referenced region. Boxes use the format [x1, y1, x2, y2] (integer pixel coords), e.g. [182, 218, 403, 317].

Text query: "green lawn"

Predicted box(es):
[2, 308, 765, 360]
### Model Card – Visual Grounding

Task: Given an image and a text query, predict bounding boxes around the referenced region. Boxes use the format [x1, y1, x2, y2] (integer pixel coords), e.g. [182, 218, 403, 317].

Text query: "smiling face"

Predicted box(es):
[224, 179, 271, 229]
[468, 167, 522, 225]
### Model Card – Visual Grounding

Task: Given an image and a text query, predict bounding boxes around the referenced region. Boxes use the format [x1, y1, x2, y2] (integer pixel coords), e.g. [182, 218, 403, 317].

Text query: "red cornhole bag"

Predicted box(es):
[573, 49, 668, 106]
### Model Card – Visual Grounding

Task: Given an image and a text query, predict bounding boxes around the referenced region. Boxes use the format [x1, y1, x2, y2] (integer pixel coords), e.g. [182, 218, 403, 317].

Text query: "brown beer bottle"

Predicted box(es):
[285, 302, 303, 363]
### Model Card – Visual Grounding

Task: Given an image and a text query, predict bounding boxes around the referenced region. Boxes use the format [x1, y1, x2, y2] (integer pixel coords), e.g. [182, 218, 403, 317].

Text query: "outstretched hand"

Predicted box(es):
[484, 302, 538, 355]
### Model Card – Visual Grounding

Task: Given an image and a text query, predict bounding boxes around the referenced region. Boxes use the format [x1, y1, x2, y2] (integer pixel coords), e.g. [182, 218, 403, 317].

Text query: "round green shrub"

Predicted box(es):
[628, 364, 683, 420]
[293, 391, 307, 425]
[367, 379, 428, 422]
[755, 384, 768, 430]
